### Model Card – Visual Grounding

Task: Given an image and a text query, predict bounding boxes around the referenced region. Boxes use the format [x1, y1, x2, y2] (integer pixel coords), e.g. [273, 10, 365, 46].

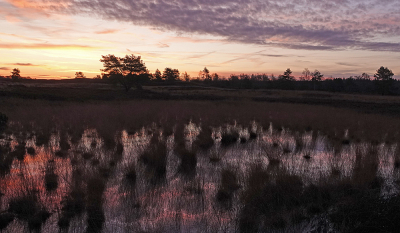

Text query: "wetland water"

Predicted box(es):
[0, 121, 399, 232]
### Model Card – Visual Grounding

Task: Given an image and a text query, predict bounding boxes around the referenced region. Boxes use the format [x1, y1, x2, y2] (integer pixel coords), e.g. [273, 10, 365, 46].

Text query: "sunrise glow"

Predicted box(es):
[1, 0, 399, 79]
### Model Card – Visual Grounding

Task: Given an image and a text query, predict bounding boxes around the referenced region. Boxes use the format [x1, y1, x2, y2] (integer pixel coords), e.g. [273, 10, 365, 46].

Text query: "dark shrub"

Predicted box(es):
[193, 127, 214, 150]
[125, 164, 137, 186]
[8, 194, 39, 220]
[59, 135, 71, 151]
[27, 147, 36, 156]
[35, 133, 51, 147]
[0, 213, 14, 231]
[58, 189, 85, 230]
[0, 112, 7, 131]
[221, 131, 239, 147]
[139, 136, 167, 184]
[103, 137, 116, 150]
[82, 152, 94, 160]
[10, 144, 26, 161]
[28, 209, 50, 232]
[249, 131, 257, 140]
[216, 168, 240, 204]
[45, 161, 58, 192]
[176, 148, 197, 177]
[86, 205, 105, 233]
[55, 150, 68, 158]
[8, 191, 50, 231]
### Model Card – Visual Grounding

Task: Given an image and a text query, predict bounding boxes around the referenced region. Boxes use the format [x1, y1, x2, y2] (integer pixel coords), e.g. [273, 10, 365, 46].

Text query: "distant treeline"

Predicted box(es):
[191, 75, 399, 96]
[99, 65, 399, 95]
[3, 54, 397, 95]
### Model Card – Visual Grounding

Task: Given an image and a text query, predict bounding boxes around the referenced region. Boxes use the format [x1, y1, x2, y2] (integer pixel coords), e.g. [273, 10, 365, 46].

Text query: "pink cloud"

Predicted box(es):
[0, 43, 103, 50]
[95, 29, 120, 34]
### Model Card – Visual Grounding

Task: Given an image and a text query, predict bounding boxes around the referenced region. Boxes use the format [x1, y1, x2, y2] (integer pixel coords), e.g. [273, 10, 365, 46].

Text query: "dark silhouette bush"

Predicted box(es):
[193, 127, 214, 150]
[221, 131, 239, 147]
[0, 213, 14, 231]
[139, 137, 167, 184]
[45, 161, 58, 192]
[8, 192, 50, 232]
[55, 150, 68, 158]
[216, 168, 240, 204]
[82, 152, 95, 160]
[125, 164, 137, 186]
[10, 143, 26, 161]
[58, 189, 86, 230]
[0, 112, 7, 131]
[27, 147, 36, 156]
[176, 148, 197, 177]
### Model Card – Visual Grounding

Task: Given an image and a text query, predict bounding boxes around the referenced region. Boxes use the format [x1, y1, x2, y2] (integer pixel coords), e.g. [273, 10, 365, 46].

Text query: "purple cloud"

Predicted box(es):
[10, 63, 38, 66]
[7, 0, 400, 51]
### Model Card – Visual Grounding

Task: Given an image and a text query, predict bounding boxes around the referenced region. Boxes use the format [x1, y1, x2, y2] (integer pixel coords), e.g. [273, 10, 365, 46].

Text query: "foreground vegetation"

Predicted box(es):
[1, 84, 400, 232]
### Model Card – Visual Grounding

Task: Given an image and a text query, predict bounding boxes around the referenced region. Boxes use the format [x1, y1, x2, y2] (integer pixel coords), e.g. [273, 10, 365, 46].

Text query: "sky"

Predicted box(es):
[0, 0, 400, 79]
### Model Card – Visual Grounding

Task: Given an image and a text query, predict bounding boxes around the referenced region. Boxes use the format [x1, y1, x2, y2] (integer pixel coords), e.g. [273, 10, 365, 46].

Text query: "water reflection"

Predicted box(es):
[0, 121, 399, 232]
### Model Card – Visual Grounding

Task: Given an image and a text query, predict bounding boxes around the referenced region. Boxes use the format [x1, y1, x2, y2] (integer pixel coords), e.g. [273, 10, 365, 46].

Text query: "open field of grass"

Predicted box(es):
[1, 80, 400, 232]
[3, 79, 400, 117]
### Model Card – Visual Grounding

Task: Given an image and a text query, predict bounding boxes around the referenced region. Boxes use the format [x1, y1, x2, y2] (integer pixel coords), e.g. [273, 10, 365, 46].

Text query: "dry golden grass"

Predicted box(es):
[2, 97, 400, 144]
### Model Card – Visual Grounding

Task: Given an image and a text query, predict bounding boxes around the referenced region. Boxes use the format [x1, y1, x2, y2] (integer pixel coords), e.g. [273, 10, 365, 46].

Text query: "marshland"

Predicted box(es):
[1, 80, 400, 232]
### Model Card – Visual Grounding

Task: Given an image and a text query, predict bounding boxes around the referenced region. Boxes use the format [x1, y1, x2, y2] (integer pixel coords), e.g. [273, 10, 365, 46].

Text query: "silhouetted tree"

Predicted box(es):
[311, 70, 323, 90]
[358, 73, 370, 80]
[278, 68, 294, 81]
[181, 72, 190, 82]
[75, 72, 86, 79]
[262, 74, 269, 82]
[200, 67, 211, 82]
[228, 74, 239, 88]
[100, 54, 149, 91]
[154, 69, 162, 81]
[212, 73, 219, 82]
[311, 70, 323, 81]
[301, 68, 311, 81]
[374, 66, 395, 95]
[162, 68, 180, 82]
[11, 68, 20, 80]
[374, 66, 394, 81]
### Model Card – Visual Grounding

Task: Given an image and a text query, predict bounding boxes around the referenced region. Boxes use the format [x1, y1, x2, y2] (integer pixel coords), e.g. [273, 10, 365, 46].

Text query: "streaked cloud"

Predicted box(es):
[6, 0, 400, 52]
[95, 29, 120, 34]
[157, 42, 169, 48]
[337, 62, 359, 67]
[0, 43, 103, 50]
[9, 63, 39, 66]
[0, 32, 44, 42]
[0, 67, 10, 70]
[187, 51, 216, 59]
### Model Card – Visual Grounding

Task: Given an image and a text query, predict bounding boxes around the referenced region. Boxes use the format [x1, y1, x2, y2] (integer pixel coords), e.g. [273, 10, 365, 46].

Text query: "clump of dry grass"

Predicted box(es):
[175, 145, 197, 177]
[44, 160, 58, 192]
[124, 163, 137, 186]
[10, 142, 26, 161]
[216, 167, 240, 204]
[139, 135, 167, 184]
[26, 146, 36, 156]
[55, 150, 68, 158]
[209, 150, 223, 163]
[2, 94, 400, 231]
[193, 126, 214, 151]
[58, 189, 86, 230]
[8, 190, 51, 232]
[82, 152, 95, 160]
[3, 97, 400, 144]
[220, 131, 239, 147]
